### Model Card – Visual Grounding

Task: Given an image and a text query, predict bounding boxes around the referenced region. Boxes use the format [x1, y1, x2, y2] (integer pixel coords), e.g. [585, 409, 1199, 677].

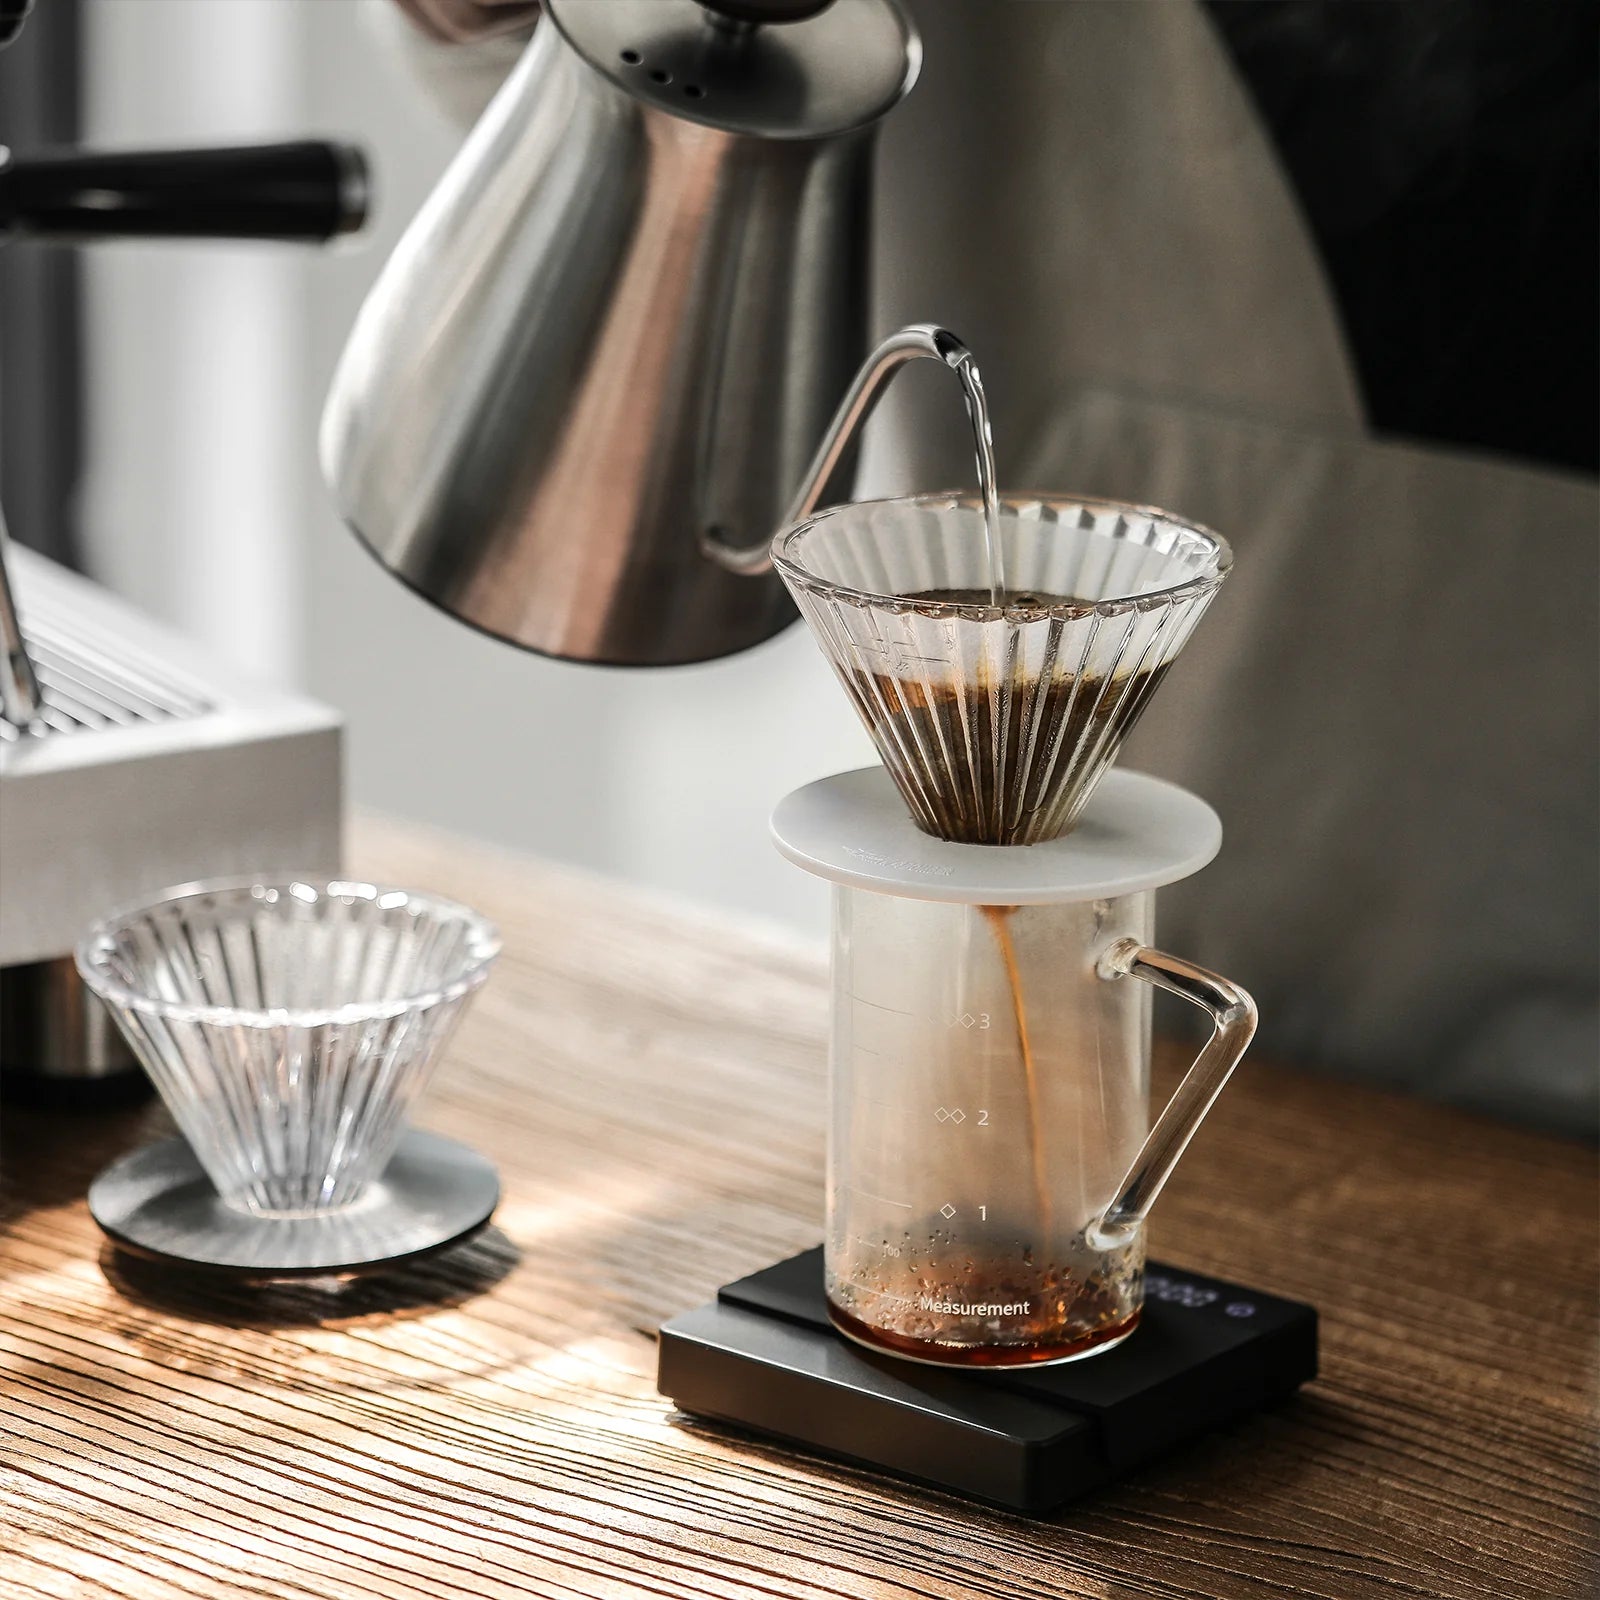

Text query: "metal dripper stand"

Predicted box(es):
[0, 139, 363, 1104]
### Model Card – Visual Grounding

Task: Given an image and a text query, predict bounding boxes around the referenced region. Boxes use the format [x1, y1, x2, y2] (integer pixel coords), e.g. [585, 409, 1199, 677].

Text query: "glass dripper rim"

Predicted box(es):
[771, 489, 1233, 619]
[75, 874, 502, 1029]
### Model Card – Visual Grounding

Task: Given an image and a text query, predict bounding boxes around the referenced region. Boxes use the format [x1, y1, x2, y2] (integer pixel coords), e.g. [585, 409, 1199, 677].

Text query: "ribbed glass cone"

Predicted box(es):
[774, 493, 1230, 845]
[76, 879, 500, 1217]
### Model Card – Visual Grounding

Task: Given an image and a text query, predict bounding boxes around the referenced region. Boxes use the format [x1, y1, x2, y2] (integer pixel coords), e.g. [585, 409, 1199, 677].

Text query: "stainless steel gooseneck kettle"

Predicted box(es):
[320, 0, 920, 667]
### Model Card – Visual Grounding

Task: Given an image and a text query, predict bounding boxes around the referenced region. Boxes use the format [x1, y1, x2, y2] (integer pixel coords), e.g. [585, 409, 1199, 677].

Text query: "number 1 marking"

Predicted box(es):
[980, 1205, 987, 1221]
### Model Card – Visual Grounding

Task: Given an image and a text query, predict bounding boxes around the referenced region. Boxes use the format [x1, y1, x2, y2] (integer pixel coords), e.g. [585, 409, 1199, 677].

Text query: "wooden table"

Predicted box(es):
[2, 817, 1595, 1599]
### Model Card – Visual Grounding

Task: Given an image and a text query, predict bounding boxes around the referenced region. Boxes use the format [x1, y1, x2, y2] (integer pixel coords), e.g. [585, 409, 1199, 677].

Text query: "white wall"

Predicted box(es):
[80, 0, 304, 685]
[80, 0, 876, 940]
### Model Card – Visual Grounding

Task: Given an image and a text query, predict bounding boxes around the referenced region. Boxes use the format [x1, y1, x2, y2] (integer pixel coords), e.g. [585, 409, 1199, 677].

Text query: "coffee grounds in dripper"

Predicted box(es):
[845, 594, 1171, 846]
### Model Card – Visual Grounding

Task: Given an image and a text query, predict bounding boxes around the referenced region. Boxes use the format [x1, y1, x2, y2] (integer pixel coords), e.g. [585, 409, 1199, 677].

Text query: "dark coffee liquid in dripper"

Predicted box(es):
[846, 592, 1170, 846]
[905, 587, 1081, 607]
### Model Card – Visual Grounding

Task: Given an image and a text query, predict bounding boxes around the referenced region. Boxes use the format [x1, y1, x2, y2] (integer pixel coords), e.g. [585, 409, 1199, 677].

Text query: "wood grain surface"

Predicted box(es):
[1, 813, 1595, 1600]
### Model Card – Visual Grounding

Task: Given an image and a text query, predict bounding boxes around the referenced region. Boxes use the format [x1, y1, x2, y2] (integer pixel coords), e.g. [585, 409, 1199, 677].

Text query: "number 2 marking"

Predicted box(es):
[978, 1108, 989, 1126]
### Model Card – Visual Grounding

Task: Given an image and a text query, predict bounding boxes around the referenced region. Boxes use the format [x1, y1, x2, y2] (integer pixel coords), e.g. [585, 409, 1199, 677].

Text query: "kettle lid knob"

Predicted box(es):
[548, 0, 919, 141]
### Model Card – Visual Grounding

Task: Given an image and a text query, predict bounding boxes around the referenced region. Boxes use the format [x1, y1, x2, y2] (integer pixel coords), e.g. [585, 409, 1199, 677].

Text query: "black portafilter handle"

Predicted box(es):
[0, 140, 369, 243]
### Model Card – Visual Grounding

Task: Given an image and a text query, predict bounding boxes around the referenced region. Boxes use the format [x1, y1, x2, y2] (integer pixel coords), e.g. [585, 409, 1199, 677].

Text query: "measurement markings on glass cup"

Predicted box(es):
[841, 1279, 921, 1307]
[851, 1233, 905, 1258]
[848, 1187, 913, 1209]
[848, 993, 917, 1017]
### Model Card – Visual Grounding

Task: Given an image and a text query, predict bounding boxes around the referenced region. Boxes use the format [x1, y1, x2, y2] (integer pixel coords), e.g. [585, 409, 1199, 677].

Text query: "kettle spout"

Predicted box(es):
[704, 323, 980, 577]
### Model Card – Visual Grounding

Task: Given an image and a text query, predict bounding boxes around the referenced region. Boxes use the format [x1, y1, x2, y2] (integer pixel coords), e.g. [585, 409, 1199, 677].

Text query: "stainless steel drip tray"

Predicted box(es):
[0, 603, 211, 743]
[0, 547, 342, 970]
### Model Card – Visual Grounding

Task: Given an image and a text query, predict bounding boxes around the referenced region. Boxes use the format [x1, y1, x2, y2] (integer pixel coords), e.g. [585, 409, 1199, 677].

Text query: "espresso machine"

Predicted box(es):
[0, 135, 364, 1102]
[316, 0, 1317, 1509]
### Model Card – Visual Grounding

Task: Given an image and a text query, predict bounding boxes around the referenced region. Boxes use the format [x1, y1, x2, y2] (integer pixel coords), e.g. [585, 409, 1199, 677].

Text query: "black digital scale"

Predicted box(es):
[658, 1248, 1317, 1513]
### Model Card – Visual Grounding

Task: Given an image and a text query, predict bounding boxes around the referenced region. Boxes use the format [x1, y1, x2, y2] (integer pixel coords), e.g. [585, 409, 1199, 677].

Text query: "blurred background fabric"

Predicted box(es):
[14, 0, 1597, 1131]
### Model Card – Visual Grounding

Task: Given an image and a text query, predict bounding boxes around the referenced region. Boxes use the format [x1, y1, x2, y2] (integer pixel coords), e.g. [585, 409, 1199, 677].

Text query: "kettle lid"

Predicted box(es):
[545, 0, 920, 140]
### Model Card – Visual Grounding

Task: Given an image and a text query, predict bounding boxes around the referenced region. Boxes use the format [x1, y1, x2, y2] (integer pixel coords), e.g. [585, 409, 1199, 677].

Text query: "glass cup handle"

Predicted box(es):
[1088, 938, 1258, 1251]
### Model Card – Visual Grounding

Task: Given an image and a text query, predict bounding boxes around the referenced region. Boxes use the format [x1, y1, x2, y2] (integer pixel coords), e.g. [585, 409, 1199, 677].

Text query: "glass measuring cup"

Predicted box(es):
[772, 765, 1256, 1367]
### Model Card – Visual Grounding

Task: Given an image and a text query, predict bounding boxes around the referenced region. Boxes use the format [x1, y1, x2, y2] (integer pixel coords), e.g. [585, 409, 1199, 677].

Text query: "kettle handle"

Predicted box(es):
[704, 322, 982, 576]
[1087, 938, 1258, 1250]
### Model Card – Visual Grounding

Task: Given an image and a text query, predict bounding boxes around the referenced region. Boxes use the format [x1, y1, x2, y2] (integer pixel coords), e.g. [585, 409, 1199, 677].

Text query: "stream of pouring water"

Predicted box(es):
[951, 362, 1052, 1237]
[980, 906, 1053, 1237]
[952, 352, 1005, 604]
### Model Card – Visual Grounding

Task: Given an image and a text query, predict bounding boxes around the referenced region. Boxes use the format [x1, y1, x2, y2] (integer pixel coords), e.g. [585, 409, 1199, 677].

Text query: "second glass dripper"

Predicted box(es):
[773, 492, 1230, 844]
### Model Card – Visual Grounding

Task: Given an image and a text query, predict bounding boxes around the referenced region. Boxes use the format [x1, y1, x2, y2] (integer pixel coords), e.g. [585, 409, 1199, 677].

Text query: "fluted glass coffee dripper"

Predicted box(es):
[77, 878, 500, 1216]
[774, 492, 1230, 844]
